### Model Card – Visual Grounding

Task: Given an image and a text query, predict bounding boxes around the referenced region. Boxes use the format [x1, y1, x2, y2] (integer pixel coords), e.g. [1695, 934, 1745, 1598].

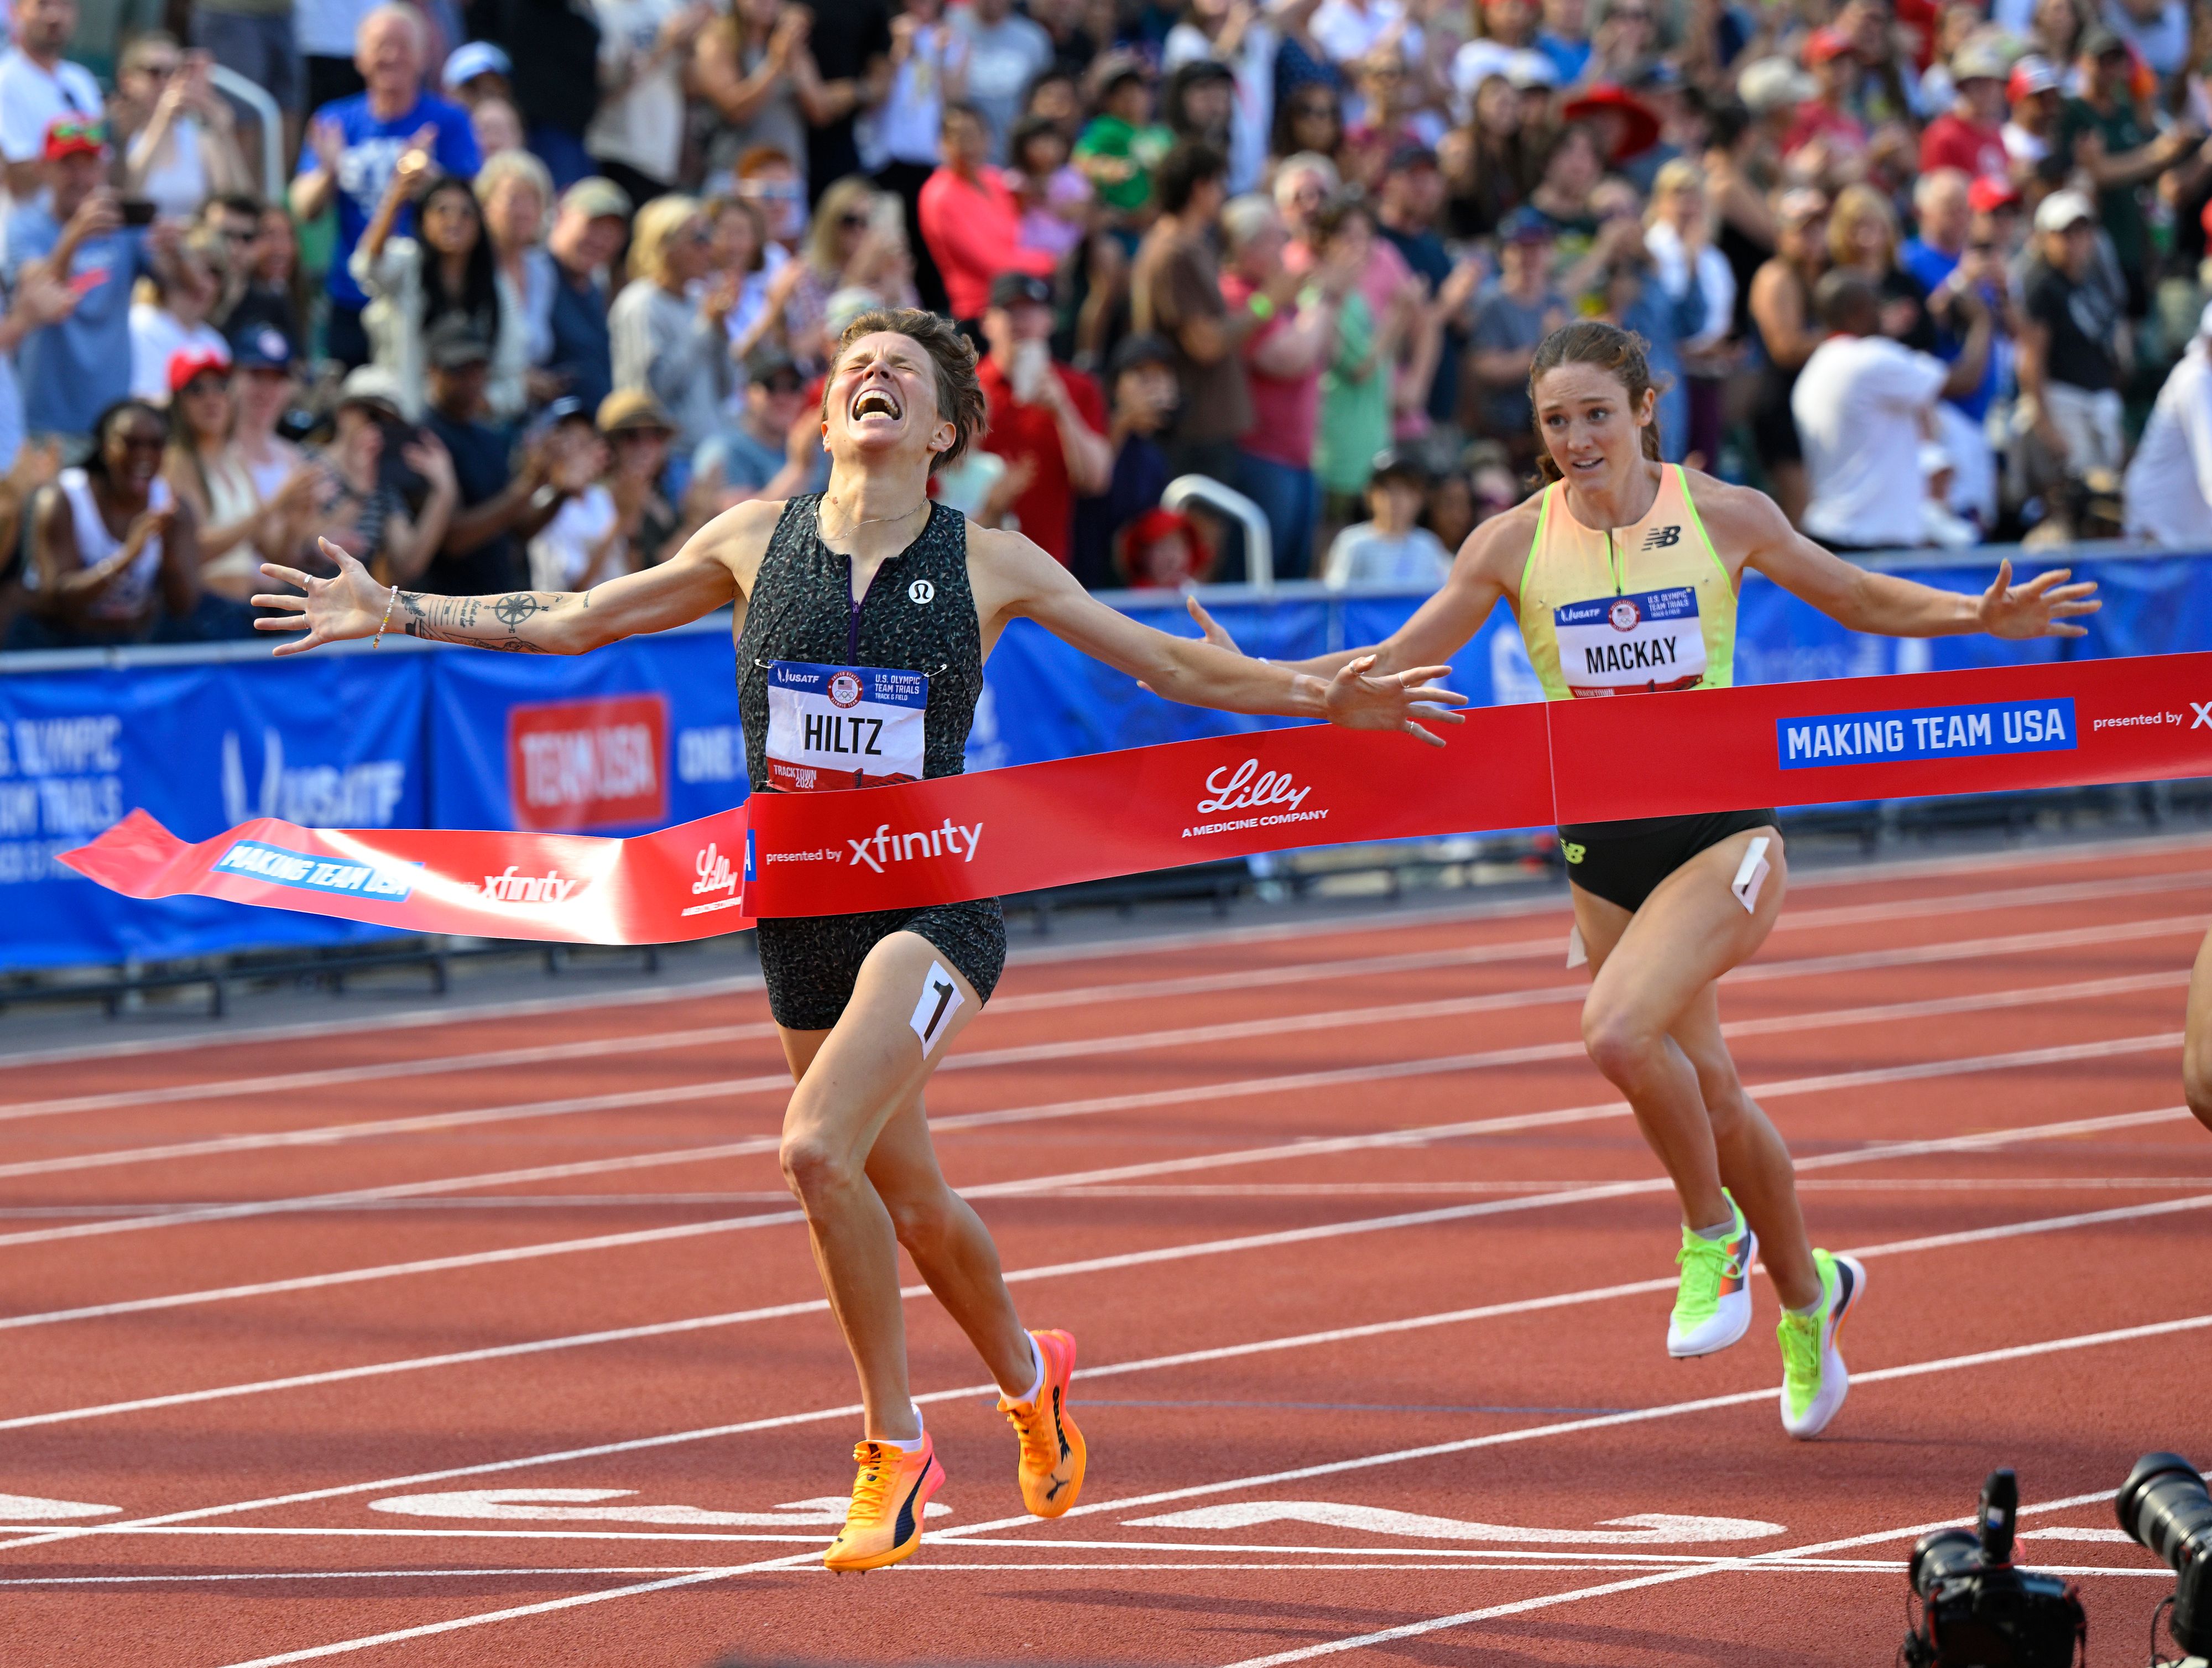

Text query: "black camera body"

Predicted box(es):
[2116, 1452, 2212, 1664]
[1902, 1471, 2086, 1668]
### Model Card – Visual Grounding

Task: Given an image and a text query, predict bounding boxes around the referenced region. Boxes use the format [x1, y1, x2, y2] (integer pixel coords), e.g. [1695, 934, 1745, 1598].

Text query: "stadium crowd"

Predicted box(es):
[0, 0, 2208, 647]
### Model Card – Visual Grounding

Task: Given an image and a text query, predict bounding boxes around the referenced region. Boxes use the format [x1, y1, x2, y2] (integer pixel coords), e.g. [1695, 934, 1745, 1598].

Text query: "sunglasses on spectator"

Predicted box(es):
[182, 376, 231, 398]
[761, 373, 804, 394]
[133, 58, 181, 78]
[738, 180, 803, 200]
[837, 211, 869, 231]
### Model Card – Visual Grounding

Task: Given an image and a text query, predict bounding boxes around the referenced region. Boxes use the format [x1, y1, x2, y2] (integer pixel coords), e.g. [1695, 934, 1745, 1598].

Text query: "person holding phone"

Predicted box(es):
[973, 272, 1110, 567]
[111, 37, 254, 221]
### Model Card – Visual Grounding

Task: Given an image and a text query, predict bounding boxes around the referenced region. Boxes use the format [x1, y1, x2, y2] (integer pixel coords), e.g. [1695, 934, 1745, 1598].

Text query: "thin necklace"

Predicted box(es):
[819, 498, 928, 539]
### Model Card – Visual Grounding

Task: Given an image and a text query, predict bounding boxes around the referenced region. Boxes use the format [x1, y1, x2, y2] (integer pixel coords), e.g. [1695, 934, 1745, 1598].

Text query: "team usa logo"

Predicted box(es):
[828, 671, 863, 708]
[1608, 598, 1641, 632]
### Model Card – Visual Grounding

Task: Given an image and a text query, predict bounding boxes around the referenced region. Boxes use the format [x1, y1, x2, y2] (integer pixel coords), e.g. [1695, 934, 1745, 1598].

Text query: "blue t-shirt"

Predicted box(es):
[2, 201, 150, 438]
[299, 92, 479, 310]
[1900, 237, 1999, 421]
[1536, 31, 1592, 84]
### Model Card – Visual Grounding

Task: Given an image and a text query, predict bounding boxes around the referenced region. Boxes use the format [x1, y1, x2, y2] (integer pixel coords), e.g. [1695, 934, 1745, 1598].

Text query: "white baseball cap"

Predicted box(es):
[2033, 189, 2096, 233]
[441, 41, 512, 93]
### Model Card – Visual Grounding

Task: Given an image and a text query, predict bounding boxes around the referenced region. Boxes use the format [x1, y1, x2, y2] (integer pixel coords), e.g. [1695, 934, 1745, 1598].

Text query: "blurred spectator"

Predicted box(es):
[2001, 53, 2062, 173]
[192, 0, 305, 164]
[1163, 0, 1304, 196]
[797, 0, 891, 200]
[1785, 29, 1871, 169]
[1319, 444, 1451, 587]
[310, 363, 460, 582]
[130, 230, 233, 405]
[7, 118, 178, 444]
[1311, 0, 1420, 73]
[2123, 301, 2212, 547]
[298, 0, 375, 114]
[1918, 37, 2009, 183]
[354, 143, 525, 420]
[1074, 54, 1171, 226]
[1310, 195, 1417, 517]
[1828, 181, 1933, 351]
[201, 196, 300, 355]
[526, 395, 632, 588]
[735, 144, 808, 253]
[2058, 25, 2201, 316]
[470, 0, 604, 189]
[1793, 269, 1987, 550]
[705, 191, 784, 366]
[784, 176, 916, 366]
[955, 0, 1052, 161]
[870, 0, 966, 314]
[1072, 331, 1175, 590]
[1165, 57, 1238, 168]
[1219, 192, 1342, 580]
[692, 0, 809, 195]
[1020, 64, 1086, 142]
[1644, 159, 1738, 467]
[1444, 71, 1536, 238]
[534, 174, 630, 415]
[13, 400, 197, 650]
[160, 345, 312, 612]
[585, 0, 711, 207]
[612, 194, 735, 452]
[0, 0, 103, 199]
[2019, 187, 2124, 484]
[1131, 140, 1250, 483]
[598, 388, 701, 565]
[695, 341, 825, 495]
[977, 271, 1110, 564]
[1747, 186, 1830, 525]
[110, 37, 255, 220]
[1375, 143, 1477, 431]
[471, 93, 525, 157]
[293, 3, 481, 371]
[919, 102, 1056, 324]
[0, 273, 77, 471]
[476, 148, 556, 412]
[1115, 504, 1212, 586]
[1469, 206, 1568, 463]
[418, 316, 576, 591]
[1008, 114, 1089, 260]
[1903, 168, 2005, 520]
[444, 39, 514, 106]
[1269, 76, 1343, 173]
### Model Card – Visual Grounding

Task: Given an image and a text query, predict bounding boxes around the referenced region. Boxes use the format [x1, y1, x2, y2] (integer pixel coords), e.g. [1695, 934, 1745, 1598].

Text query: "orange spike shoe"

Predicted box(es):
[998, 1328, 1087, 1518]
[822, 1432, 946, 1572]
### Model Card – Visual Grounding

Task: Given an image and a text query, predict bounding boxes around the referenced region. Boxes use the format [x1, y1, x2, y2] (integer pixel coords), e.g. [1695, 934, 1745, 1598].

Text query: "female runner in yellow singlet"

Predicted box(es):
[1198, 321, 2099, 1437]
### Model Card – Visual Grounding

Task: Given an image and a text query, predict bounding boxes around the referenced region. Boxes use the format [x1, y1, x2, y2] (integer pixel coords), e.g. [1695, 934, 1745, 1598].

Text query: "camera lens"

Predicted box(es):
[2117, 1452, 2212, 1654]
[1911, 1527, 1984, 1599]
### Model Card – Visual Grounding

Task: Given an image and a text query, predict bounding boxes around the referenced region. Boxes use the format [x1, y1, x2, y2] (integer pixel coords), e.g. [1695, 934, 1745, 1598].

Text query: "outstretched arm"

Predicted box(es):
[969, 523, 1467, 746]
[1720, 481, 2100, 638]
[252, 500, 775, 656]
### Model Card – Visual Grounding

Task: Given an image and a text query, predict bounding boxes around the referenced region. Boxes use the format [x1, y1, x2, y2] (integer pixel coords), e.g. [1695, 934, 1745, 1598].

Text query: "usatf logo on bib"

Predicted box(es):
[1553, 586, 1707, 698]
[764, 660, 929, 791]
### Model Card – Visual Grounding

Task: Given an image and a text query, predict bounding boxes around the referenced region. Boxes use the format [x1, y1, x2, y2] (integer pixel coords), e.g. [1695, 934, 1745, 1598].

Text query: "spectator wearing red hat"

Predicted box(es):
[1114, 505, 1213, 587]
[975, 271, 1111, 566]
[0, 0, 102, 198]
[4, 116, 182, 443]
[2001, 54, 2062, 173]
[131, 230, 233, 406]
[1919, 38, 2010, 182]
[1783, 29, 1869, 165]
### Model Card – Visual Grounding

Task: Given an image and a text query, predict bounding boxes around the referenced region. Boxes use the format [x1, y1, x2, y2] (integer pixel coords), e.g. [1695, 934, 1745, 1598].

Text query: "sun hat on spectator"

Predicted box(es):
[167, 345, 232, 396]
[824, 286, 885, 338]
[1498, 205, 1557, 244]
[232, 325, 295, 373]
[336, 365, 407, 418]
[1966, 176, 2020, 213]
[43, 114, 108, 160]
[989, 272, 1054, 310]
[1950, 37, 2010, 83]
[1736, 57, 1816, 113]
[424, 316, 493, 371]
[1561, 84, 1661, 160]
[2033, 189, 2096, 233]
[597, 389, 675, 434]
[1504, 49, 1560, 90]
[561, 176, 634, 223]
[2007, 54, 2061, 100]
[441, 41, 512, 95]
[1106, 333, 1175, 378]
[1804, 27, 1853, 64]
[2077, 24, 2125, 59]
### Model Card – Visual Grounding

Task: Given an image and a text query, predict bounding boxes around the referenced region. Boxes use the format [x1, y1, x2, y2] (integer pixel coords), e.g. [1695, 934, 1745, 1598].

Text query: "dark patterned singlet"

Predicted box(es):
[737, 494, 1006, 1029]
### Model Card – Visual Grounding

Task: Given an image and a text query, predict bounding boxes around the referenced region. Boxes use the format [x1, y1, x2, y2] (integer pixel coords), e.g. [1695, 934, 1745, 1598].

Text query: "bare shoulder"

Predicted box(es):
[1455, 494, 1543, 587]
[690, 496, 790, 587]
[1680, 468, 1791, 551]
[964, 518, 1066, 589]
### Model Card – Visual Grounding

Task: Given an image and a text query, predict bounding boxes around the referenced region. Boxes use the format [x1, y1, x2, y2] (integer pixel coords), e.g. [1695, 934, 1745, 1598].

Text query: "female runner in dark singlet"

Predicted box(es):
[252, 307, 1463, 1570]
[1192, 320, 2096, 1440]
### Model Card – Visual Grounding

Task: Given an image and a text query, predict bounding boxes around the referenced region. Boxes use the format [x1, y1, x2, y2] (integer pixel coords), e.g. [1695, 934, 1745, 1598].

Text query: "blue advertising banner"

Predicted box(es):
[6, 545, 2209, 971]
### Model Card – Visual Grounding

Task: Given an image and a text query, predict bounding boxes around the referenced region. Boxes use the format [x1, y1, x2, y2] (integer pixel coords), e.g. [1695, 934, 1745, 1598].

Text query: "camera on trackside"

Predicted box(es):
[2116, 1453, 2212, 1668]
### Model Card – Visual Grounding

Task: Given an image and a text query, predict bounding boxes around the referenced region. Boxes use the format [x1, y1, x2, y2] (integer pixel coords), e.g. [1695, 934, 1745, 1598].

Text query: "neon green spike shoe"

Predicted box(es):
[1778, 1249, 1867, 1439]
[1667, 1194, 1757, 1358]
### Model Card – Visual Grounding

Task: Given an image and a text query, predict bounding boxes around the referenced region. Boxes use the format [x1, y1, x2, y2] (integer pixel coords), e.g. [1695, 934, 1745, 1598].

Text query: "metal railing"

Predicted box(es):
[208, 63, 285, 206]
[1161, 474, 1274, 592]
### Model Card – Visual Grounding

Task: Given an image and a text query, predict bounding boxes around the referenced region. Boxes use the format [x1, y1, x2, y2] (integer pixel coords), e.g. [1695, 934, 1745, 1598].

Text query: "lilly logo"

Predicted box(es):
[693, 843, 739, 897]
[1196, 758, 1311, 815]
[481, 867, 580, 904]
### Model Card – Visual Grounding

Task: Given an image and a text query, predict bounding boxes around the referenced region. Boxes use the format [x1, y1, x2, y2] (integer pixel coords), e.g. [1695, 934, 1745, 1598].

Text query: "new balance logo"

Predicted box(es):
[1641, 524, 1682, 550]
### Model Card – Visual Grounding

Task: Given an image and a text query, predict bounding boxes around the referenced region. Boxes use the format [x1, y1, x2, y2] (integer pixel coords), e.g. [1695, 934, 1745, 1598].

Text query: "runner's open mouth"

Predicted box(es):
[852, 389, 902, 421]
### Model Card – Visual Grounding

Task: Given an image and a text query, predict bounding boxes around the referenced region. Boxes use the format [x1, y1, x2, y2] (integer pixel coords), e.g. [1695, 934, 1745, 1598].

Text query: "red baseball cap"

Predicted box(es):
[1804, 27, 1853, 64]
[43, 115, 107, 160]
[168, 345, 233, 395]
[1967, 175, 2020, 213]
[2006, 54, 2061, 100]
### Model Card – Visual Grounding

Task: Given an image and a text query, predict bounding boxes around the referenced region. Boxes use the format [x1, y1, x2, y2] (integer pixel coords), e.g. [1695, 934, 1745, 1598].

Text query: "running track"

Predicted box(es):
[3, 833, 2210, 1666]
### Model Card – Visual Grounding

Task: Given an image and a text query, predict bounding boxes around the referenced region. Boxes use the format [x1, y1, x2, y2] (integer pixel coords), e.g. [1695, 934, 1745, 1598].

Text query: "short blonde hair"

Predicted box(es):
[474, 147, 554, 222]
[1827, 183, 1898, 268]
[629, 194, 703, 286]
[808, 175, 880, 273]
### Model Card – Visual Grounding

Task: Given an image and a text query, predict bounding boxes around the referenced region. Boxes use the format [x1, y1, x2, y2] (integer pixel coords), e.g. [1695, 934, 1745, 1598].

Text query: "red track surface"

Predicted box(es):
[4, 834, 2211, 1666]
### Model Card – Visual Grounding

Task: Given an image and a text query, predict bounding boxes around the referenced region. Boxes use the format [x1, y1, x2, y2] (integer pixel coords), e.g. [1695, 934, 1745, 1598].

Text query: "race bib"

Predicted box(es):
[1553, 586, 1707, 698]
[764, 660, 928, 792]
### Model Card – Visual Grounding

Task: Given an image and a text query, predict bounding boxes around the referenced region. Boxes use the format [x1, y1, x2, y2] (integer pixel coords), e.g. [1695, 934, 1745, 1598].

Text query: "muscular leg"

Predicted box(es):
[1575, 826, 1822, 1311]
[2184, 925, 2212, 1134]
[777, 931, 1030, 1440]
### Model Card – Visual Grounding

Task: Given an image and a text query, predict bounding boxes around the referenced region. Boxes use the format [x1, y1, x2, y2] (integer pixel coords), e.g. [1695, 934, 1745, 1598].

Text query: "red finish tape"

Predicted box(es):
[60, 652, 2212, 946]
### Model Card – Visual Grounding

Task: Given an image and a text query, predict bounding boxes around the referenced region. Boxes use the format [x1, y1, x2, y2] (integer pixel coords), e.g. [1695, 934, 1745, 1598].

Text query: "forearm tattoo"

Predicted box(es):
[398, 589, 567, 653]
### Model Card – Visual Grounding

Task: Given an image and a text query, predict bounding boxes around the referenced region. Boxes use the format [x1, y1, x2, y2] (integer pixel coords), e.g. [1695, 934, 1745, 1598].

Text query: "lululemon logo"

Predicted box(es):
[909, 580, 935, 605]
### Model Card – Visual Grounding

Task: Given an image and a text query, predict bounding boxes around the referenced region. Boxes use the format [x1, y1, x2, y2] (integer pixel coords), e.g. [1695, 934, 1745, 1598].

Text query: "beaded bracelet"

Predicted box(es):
[372, 586, 399, 649]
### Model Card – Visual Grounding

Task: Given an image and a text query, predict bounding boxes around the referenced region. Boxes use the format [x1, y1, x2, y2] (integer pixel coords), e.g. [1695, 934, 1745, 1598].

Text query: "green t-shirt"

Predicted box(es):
[2059, 95, 2151, 275]
[1074, 116, 1174, 214]
[1313, 291, 1388, 498]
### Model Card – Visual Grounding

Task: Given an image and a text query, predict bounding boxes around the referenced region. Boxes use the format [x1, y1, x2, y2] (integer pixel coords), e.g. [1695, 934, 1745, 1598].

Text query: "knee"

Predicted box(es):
[883, 1185, 958, 1257]
[779, 1132, 862, 1211]
[1582, 1004, 1658, 1086]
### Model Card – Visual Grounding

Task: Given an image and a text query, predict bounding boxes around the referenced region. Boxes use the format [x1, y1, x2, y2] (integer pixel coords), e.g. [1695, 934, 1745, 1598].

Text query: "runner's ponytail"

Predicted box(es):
[1527, 321, 1667, 483]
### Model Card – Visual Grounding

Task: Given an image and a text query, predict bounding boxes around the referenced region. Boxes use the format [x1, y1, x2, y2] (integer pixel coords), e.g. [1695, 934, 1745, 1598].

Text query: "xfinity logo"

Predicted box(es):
[693, 843, 739, 897]
[1196, 758, 1310, 815]
[847, 820, 983, 874]
[481, 867, 580, 904]
[2194, 702, 2212, 731]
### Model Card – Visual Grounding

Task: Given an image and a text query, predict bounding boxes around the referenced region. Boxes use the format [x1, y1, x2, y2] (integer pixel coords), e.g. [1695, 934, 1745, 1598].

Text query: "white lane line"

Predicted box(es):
[11, 830, 2206, 1077]
[1, 915, 2192, 1205]
[205, 1321, 2210, 1666]
[0, 1025, 2187, 1328]
[4, 868, 2199, 1132]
